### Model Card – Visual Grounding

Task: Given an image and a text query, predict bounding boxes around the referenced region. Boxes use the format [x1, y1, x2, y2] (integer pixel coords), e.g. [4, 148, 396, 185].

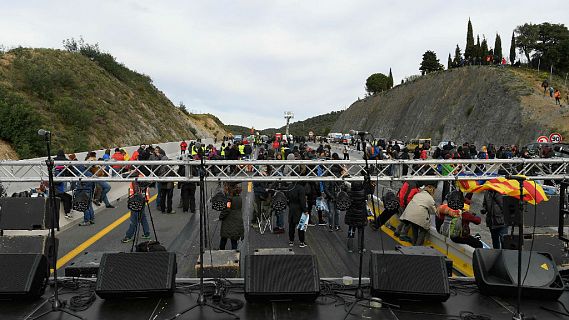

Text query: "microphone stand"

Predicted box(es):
[28, 132, 84, 320]
[343, 132, 370, 320]
[168, 152, 239, 319]
[513, 179, 525, 320]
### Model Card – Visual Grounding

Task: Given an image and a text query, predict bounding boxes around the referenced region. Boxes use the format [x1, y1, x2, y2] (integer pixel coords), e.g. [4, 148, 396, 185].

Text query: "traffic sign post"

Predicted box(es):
[537, 136, 549, 143]
[549, 133, 563, 143]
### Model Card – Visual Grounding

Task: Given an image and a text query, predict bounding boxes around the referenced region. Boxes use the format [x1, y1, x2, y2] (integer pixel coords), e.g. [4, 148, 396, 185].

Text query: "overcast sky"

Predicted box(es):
[1, 1, 568, 128]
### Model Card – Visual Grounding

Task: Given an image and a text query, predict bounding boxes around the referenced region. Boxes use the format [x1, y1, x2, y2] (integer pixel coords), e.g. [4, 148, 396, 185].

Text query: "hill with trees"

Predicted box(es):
[0, 41, 227, 159]
[340, 19, 569, 146]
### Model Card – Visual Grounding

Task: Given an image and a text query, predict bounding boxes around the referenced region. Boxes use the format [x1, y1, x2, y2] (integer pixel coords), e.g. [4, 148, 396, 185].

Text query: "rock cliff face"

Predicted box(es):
[332, 66, 568, 146]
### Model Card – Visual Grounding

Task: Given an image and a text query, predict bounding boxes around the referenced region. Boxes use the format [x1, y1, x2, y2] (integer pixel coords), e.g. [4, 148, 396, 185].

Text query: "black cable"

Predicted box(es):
[58, 279, 97, 312]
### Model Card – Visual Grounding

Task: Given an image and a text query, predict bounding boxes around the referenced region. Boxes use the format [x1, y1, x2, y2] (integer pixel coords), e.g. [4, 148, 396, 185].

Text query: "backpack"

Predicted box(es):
[441, 211, 463, 238]
[397, 182, 420, 208]
[136, 241, 166, 252]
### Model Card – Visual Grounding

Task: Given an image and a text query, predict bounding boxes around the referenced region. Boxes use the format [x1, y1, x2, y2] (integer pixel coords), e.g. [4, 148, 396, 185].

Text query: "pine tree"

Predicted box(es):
[494, 34, 503, 64]
[481, 36, 489, 64]
[464, 18, 475, 62]
[448, 53, 452, 69]
[419, 50, 444, 74]
[453, 44, 462, 67]
[509, 31, 516, 64]
[388, 68, 394, 88]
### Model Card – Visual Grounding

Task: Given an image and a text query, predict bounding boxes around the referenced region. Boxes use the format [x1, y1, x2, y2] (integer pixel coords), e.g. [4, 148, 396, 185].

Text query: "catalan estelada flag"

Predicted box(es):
[457, 177, 548, 205]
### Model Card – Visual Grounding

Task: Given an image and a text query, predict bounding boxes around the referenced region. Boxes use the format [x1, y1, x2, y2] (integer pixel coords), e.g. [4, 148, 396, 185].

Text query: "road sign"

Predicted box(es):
[537, 136, 549, 143]
[549, 133, 563, 143]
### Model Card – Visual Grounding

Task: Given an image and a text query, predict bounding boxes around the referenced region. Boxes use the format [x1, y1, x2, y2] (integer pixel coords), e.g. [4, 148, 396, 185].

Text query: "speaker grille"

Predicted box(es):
[96, 252, 176, 298]
[370, 251, 449, 301]
[0, 253, 47, 298]
[245, 254, 320, 301]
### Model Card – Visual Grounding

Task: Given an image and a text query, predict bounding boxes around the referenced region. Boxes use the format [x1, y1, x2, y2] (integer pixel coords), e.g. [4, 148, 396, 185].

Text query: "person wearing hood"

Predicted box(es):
[74, 167, 96, 226]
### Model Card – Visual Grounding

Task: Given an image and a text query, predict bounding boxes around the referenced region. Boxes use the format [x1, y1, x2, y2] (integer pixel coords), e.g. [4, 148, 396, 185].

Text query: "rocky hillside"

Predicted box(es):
[332, 66, 569, 146]
[0, 47, 227, 159]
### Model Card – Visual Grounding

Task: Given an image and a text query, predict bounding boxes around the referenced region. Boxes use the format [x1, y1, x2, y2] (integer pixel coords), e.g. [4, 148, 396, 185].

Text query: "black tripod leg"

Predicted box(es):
[343, 299, 360, 320]
[146, 201, 159, 242]
[130, 211, 141, 252]
[29, 307, 85, 320]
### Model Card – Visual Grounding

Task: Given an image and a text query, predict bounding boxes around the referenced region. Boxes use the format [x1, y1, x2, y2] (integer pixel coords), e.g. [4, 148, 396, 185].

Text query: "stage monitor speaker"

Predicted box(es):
[0, 197, 59, 230]
[95, 252, 176, 299]
[0, 236, 58, 269]
[472, 249, 564, 300]
[0, 253, 48, 299]
[244, 254, 320, 302]
[370, 250, 450, 301]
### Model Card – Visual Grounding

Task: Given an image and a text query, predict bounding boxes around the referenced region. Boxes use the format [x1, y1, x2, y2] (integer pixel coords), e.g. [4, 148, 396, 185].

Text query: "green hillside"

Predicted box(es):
[226, 110, 343, 138]
[0, 46, 226, 158]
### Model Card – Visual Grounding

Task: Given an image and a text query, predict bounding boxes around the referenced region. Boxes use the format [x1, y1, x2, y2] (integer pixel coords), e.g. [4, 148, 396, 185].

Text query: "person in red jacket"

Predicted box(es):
[180, 140, 188, 155]
[110, 148, 125, 175]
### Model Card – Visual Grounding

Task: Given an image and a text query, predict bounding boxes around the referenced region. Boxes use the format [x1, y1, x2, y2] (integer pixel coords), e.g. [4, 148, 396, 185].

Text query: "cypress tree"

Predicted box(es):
[475, 35, 481, 64]
[494, 34, 502, 64]
[465, 18, 475, 62]
[509, 32, 516, 64]
[448, 53, 452, 69]
[453, 44, 462, 67]
[481, 37, 489, 64]
[388, 68, 393, 88]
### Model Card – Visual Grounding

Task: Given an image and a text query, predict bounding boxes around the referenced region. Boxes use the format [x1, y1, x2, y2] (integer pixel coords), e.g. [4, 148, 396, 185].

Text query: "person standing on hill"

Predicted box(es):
[549, 86, 554, 98]
[554, 89, 561, 105]
[541, 79, 549, 95]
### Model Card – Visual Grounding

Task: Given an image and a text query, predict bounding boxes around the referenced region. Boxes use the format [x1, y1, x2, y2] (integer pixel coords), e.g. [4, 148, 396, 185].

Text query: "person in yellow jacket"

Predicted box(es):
[121, 179, 151, 243]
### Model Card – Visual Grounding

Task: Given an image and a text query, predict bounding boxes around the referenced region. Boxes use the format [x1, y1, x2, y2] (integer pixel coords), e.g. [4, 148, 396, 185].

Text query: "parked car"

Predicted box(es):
[525, 142, 569, 158]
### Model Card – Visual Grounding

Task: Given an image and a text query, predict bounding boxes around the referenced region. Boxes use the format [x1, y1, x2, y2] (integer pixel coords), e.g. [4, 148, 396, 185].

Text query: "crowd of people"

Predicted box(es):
[35, 134, 537, 252]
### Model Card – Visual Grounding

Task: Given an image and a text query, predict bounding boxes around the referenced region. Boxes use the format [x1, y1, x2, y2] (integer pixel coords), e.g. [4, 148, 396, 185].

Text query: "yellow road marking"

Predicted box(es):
[54, 194, 157, 270]
[248, 182, 252, 192]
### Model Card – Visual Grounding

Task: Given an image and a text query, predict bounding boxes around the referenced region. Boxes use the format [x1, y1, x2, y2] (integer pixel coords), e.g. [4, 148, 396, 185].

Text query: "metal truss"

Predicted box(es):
[0, 159, 568, 182]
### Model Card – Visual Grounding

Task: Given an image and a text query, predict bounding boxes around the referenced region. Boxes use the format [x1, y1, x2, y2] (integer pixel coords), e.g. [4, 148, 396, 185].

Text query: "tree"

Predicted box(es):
[453, 44, 463, 67]
[447, 53, 452, 69]
[465, 18, 475, 62]
[481, 37, 489, 64]
[534, 23, 569, 72]
[475, 35, 481, 64]
[388, 68, 394, 88]
[365, 73, 390, 94]
[514, 23, 539, 63]
[509, 32, 516, 64]
[494, 34, 503, 64]
[419, 50, 444, 74]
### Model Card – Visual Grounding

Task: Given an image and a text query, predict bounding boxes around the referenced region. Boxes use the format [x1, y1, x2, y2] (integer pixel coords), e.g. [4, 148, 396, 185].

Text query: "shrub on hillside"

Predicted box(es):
[12, 53, 77, 101]
[0, 88, 44, 158]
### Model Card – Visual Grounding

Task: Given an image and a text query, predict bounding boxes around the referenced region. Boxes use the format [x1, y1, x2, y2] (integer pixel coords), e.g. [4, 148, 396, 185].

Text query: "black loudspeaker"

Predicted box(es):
[0, 253, 48, 299]
[244, 254, 320, 302]
[472, 249, 564, 300]
[0, 198, 59, 230]
[370, 250, 450, 301]
[0, 236, 58, 269]
[95, 252, 177, 299]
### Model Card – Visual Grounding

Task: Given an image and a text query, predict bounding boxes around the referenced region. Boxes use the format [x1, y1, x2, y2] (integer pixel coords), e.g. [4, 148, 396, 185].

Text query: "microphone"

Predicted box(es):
[37, 129, 50, 136]
[349, 130, 369, 136]
[505, 175, 526, 181]
[554, 145, 569, 155]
